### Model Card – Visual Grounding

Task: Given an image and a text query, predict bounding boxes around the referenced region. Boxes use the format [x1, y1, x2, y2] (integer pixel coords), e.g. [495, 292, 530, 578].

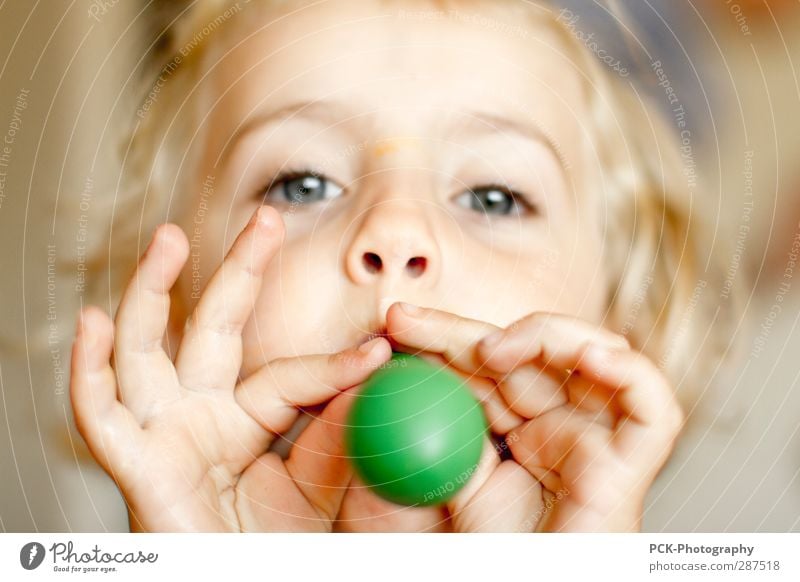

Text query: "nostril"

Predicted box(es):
[406, 256, 427, 278]
[363, 252, 382, 274]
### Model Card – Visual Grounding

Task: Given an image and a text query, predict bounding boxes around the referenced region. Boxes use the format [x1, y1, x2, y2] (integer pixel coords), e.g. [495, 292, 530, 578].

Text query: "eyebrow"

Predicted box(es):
[216, 99, 343, 168]
[217, 99, 570, 176]
[455, 110, 570, 178]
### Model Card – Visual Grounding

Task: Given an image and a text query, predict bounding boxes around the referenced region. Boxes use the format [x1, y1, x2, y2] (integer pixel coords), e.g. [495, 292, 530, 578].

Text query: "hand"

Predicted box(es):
[384, 303, 684, 532]
[70, 206, 392, 532]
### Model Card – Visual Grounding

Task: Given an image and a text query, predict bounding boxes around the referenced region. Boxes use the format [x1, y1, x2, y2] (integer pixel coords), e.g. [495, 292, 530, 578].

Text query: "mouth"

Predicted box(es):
[359, 326, 389, 345]
[359, 326, 448, 366]
[358, 325, 420, 356]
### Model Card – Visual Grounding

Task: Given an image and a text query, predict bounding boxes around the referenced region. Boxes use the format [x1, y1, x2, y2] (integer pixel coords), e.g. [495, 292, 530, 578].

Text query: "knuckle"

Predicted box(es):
[516, 312, 547, 334]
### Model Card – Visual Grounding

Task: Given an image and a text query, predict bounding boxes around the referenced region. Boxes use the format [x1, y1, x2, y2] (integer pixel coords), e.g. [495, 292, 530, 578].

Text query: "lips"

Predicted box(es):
[358, 325, 421, 357]
[359, 326, 388, 344]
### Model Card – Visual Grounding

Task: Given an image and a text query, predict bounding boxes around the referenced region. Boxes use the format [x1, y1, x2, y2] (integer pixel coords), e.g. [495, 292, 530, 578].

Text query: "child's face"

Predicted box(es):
[176, 0, 608, 374]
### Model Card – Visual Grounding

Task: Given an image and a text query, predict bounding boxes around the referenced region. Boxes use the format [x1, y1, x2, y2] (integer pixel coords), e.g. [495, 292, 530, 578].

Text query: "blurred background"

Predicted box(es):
[0, 0, 798, 532]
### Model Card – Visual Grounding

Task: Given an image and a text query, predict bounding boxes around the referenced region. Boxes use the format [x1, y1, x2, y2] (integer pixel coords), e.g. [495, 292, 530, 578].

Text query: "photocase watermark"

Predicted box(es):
[136, 2, 248, 119]
[493, 431, 519, 456]
[340, 346, 410, 370]
[721, 149, 754, 300]
[20, 542, 45, 570]
[724, 0, 753, 37]
[87, 0, 121, 23]
[190, 174, 216, 300]
[21, 540, 159, 574]
[47, 244, 66, 397]
[556, 9, 629, 77]
[621, 273, 654, 338]
[651, 59, 697, 195]
[75, 175, 94, 295]
[136, 58, 181, 120]
[0, 87, 29, 210]
[422, 464, 479, 504]
[750, 224, 800, 359]
[659, 278, 707, 370]
[396, 8, 530, 40]
[421, 433, 520, 504]
[517, 486, 570, 532]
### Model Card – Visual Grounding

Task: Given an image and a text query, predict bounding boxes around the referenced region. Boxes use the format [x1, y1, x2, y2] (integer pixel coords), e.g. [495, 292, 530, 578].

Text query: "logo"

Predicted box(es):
[20, 542, 46, 570]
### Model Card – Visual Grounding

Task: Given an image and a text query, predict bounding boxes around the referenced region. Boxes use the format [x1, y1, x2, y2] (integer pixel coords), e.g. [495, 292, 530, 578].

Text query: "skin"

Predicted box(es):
[69, 0, 684, 532]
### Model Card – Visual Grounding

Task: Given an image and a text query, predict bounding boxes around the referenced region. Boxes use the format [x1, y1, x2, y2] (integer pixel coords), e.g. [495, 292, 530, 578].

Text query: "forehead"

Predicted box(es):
[205, 0, 586, 156]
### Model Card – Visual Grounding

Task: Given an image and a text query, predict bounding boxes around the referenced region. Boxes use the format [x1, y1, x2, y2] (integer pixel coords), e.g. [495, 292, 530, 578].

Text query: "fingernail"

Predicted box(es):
[399, 302, 422, 317]
[358, 337, 382, 354]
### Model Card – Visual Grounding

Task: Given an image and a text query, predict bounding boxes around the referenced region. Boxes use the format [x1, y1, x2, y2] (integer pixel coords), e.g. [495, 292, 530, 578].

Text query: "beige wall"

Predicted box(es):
[0, 0, 140, 531]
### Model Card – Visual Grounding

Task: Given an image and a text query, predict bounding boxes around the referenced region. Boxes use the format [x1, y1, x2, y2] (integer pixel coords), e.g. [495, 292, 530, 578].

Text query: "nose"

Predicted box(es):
[344, 200, 441, 287]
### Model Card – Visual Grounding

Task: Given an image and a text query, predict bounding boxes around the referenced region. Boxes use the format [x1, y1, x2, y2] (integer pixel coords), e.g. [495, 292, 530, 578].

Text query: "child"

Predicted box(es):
[70, 0, 730, 532]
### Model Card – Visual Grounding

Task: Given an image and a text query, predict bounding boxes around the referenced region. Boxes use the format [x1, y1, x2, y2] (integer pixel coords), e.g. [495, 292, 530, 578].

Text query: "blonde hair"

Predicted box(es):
[98, 0, 742, 420]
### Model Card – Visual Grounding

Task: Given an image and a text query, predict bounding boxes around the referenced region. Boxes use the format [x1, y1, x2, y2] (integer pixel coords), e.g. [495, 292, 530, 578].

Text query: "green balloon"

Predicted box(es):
[345, 352, 488, 506]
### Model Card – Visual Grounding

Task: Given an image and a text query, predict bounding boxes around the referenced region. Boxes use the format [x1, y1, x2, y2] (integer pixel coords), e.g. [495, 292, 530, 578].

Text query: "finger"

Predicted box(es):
[507, 406, 610, 480]
[113, 223, 188, 421]
[474, 378, 527, 434]
[175, 206, 284, 391]
[491, 363, 569, 420]
[385, 302, 502, 379]
[581, 346, 684, 459]
[283, 387, 359, 523]
[565, 371, 621, 428]
[234, 452, 331, 532]
[334, 473, 450, 532]
[385, 302, 524, 432]
[235, 337, 392, 442]
[70, 305, 143, 480]
[501, 364, 619, 427]
[511, 406, 646, 529]
[475, 313, 630, 419]
[449, 460, 543, 532]
[441, 435, 500, 513]
[476, 311, 629, 373]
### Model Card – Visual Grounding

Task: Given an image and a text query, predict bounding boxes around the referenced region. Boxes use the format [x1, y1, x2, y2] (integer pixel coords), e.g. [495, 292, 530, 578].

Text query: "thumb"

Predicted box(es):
[283, 385, 361, 524]
[446, 437, 543, 532]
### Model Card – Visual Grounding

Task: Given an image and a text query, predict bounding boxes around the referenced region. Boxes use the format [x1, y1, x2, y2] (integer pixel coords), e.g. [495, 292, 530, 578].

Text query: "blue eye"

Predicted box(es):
[259, 171, 344, 205]
[455, 185, 536, 217]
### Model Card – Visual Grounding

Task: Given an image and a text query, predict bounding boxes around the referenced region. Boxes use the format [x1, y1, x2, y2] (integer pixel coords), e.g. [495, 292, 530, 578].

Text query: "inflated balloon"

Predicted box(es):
[345, 352, 488, 506]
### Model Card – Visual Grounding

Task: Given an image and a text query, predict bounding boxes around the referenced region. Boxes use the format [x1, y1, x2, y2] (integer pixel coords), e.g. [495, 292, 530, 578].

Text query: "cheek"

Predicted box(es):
[441, 246, 563, 326]
[558, 235, 609, 321]
[239, 243, 341, 374]
[455, 241, 607, 327]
